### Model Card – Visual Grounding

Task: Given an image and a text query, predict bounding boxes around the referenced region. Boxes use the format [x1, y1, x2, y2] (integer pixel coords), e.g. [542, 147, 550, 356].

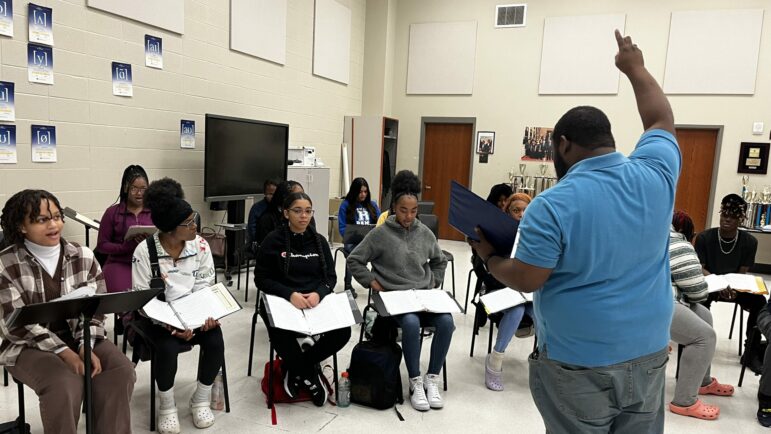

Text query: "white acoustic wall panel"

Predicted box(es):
[663, 9, 763, 95]
[87, 0, 184, 34]
[406, 21, 477, 95]
[313, 0, 351, 85]
[539, 14, 625, 94]
[230, 0, 287, 65]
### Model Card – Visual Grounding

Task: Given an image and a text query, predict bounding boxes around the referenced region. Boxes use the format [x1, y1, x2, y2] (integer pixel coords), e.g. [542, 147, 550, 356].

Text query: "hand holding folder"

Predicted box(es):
[448, 181, 519, 256]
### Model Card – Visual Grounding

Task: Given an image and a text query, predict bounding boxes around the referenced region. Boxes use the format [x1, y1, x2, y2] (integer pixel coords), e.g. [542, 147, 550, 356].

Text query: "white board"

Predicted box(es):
[663, 9, 763, 95]
[406, 21, 477, 95]
[539, 14, 625, 94]
[87, 0, 184, 34]
[230, 0, 287, 65]
[313, 0, 351, 85]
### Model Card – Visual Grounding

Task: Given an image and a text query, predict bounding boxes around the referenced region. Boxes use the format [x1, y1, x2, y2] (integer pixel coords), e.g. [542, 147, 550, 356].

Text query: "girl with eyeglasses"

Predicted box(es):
[255, 192, 347, 407]
[0, 189, 136, 434]
[131, 178, 223, 433]
[96, 164, 153, 293]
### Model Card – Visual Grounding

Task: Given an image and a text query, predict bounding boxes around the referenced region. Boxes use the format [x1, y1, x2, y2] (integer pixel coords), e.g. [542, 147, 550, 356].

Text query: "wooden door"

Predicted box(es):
[422, 123, 474, 240]
[674, 128, 719, 234]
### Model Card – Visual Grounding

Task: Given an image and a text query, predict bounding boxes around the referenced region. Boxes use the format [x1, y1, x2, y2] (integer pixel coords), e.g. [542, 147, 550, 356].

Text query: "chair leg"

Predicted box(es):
[739, 327, 757, 387]
[16, 379, 24, 429]
[122, 328, 128, 355]
[675, 344, 684, 380]
[236, 251, 242, 292]
[150, 352, 156, 432]
[443, 362, 447, 392]
[487, 321, 494, 355]
[729, 303, 739, 339]
[450, 260, 456, 299]
[245, 259, 251, 300]
[221, 360, 231, 413]
[3, 367, 7, 387]
[113, 313, 118, 345]
[248, 310, 258, 376]
[469, 318, 478, 357]
[739, 308, 744, 357]
[464, 269, 474, 314]
[267, 345, 274, 409]
[333, 354, 339, 403]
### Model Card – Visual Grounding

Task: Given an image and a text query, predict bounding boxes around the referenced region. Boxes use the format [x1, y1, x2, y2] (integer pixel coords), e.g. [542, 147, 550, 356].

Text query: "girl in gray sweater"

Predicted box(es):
[347, 170, 450, 412]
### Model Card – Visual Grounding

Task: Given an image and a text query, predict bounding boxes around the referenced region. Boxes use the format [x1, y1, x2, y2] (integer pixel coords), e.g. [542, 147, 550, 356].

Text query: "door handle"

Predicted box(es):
[425, 185, 432, 190]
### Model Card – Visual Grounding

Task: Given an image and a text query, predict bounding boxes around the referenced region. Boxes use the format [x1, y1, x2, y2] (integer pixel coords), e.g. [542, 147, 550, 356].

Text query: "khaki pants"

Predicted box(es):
[7, 340, 136, 434]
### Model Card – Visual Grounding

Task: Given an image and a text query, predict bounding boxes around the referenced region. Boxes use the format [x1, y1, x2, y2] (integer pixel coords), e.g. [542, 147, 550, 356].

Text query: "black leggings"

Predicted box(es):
[135, 316, 225, 391]
[260, 308, 350, 378]
[705, 292, 766, 347]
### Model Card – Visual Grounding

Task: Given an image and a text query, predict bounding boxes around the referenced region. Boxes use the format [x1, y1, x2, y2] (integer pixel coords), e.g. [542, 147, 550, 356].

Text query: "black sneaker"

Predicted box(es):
[283, 370, 302, 399]
[758, 408, 771, 427]
[302, 373, 328, 407]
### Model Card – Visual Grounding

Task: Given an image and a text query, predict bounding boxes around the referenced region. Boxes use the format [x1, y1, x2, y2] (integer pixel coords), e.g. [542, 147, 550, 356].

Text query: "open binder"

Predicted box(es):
[140, 282, 242, 330]
[373, 289, 462, 316]
[261, 291, 362, 335]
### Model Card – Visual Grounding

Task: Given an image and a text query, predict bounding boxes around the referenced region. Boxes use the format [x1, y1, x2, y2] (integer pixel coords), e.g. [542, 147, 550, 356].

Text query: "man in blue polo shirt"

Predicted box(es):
[472, 31, 680, 433]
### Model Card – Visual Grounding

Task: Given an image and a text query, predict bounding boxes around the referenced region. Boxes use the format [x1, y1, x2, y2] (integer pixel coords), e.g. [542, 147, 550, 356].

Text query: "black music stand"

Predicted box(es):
[5, 289, 162, 434]
[63, 207, 100, 248]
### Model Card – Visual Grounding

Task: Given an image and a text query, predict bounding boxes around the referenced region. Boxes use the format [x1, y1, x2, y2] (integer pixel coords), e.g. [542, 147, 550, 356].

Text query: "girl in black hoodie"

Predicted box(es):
[254, 192, 350, 406]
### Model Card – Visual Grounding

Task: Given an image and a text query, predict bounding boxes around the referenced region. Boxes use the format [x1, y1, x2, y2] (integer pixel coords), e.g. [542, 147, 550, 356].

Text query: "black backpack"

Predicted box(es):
[348, 339, 404, 413]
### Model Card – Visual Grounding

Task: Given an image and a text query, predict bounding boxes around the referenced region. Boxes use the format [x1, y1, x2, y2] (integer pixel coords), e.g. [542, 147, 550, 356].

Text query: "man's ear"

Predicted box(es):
[558, 135, 571, 154]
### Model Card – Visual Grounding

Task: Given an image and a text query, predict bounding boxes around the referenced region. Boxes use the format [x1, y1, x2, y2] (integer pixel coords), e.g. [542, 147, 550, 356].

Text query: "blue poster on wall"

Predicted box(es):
[111, 62, 133, 97]
[145, 35, 163, 69]
[28, 3, 53, 46]
[0, 0, 13, 38]
[0, 124, 16, 164]
[31, 124, 56, 163]
[27, 43, 53, 84]
[180, 120, 195, 149]
[0, 81, 14, 122]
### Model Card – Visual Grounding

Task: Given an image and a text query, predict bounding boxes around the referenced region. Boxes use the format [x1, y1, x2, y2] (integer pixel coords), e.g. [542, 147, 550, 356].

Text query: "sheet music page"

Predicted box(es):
[262, 294, 310, 334]
[480, 288, 528, 314]
[304, 292, 357, 334]
[414, 289, 461, 314]
[378, 290, 424, 315]
[724, 273, 766, 294]
[55, 286, 97, 301]
[141, 297, 185, 330]
[704, 274, 729, 293]
[171, 283, 242, 328]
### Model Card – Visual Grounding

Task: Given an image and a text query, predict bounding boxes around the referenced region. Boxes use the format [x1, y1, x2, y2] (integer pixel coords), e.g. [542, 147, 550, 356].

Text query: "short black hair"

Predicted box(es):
[485, 183, 513, 205]
[553, 106, 615, 150]
[263, 178, 280, 191]
[1, 189, 63, 246]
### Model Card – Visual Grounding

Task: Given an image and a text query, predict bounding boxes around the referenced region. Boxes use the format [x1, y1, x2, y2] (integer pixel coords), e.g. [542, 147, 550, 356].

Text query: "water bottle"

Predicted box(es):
[210, 370, 225, 410]
[337, 371, 351, 408]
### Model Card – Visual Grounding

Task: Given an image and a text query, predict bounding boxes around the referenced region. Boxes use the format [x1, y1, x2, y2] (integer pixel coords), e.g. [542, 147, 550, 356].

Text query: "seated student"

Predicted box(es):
[256, 181, 292, 245]
[131, 178, 223, 433]
[254, 192, 347, 406]
[97, 164, 153, 293]
[338, 177, 381, 297]
[669, 211, 733, 420]
[347, 170, 450, 412]
[486, 183, 513, 211]
[0, 189, 135, 434]
[247, 178, 279, 247]
[472, 191, 534, 391]
[694, 194, 764, 372]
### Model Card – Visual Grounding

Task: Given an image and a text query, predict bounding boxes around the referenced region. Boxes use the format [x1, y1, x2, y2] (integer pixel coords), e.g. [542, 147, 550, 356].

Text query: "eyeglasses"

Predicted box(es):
[178, 212, 199, 229]
[33, 214, 63, 225]
[129, 186, 147, 194]
[288, 208, 315, 216]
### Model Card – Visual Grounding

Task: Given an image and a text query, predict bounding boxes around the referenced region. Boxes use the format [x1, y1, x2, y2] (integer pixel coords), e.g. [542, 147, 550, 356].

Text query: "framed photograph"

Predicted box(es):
[476, 131, 495, 155]
[738, 142, 769, 174]
[522, 126, 554, 161]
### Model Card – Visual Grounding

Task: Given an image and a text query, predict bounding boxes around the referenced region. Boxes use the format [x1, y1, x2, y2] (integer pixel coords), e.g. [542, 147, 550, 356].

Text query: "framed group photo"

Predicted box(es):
[476, 131, 495, 155]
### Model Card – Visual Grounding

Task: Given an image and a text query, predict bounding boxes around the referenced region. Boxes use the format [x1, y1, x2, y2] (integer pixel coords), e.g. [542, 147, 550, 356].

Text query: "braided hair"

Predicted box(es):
[113, 164, 149, 236]
[344, 177, 377, 224]
[1, 189, 63, 246]
[672, 210, 695, 242]
[281, 192, 330, 289]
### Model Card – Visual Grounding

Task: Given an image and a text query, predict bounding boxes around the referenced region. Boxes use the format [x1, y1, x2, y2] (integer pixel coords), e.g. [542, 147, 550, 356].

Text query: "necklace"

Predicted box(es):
[718, 231, 739, 255]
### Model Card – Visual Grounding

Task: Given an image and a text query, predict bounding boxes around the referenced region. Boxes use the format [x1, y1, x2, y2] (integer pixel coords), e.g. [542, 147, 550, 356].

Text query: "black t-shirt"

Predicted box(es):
[694, 228, 757, 275]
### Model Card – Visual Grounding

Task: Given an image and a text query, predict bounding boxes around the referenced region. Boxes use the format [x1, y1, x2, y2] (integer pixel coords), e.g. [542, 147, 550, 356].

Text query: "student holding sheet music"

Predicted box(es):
[0, 189, 135, 434]
[97, 164, 153, 294]
[347, 170, 451, 412]
[338, 177, 381, 297]
[131, 178, 223, 433]
[694, 194, 765, 372]
[255, 192, 347, 407]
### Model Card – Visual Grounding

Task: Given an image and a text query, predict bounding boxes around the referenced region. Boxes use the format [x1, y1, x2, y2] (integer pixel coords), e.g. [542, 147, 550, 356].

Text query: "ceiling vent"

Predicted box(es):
[496, 4, 526, 28]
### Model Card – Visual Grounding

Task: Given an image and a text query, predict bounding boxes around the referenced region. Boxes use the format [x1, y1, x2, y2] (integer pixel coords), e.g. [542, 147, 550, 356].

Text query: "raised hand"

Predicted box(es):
[614, 29, 644, 75]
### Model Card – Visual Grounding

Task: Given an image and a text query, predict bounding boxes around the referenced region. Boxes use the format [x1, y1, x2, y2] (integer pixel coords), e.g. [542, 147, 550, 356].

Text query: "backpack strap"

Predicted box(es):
[145, 237, 166, 297]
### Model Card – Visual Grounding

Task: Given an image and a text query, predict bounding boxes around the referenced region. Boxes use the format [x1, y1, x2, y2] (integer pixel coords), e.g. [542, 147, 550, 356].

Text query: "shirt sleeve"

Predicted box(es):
[253, 234, 297, 301]
[316, 236, 337, 300]
[693, 233, 709, 270]
[346, 235, 378, 288]
[513, 198, 562, 269]
[629, 129, 681, 185]
[193, 237, 216, 291]
[741, 234, 758, 269]
[131, 241, 152, 291]
[338, 202, 348, 237]
[96, 206, 136, 256]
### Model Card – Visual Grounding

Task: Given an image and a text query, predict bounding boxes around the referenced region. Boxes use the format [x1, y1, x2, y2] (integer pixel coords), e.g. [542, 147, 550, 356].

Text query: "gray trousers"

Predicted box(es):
[757, 308, 771, 404]
[670, 301, 715, 406]
[529, 347, 668, 434]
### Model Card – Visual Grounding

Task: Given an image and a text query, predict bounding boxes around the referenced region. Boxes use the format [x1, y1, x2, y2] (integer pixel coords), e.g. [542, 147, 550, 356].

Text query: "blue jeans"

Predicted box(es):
[393, 312, 455, 378]
[529, 347, 668, 434]
[494, 302, 534, 353]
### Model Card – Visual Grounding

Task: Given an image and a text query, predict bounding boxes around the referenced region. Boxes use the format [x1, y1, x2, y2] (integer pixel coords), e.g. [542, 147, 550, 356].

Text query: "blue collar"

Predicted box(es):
[563, 151, 628, 178]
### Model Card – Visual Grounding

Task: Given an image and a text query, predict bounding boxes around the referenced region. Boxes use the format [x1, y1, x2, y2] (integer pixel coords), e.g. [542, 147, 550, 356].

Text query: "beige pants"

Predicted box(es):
[7, 340, 136, 434]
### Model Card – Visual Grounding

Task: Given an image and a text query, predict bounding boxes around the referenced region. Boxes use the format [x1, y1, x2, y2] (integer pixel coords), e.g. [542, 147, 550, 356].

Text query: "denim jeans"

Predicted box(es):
[529, 347, 668, 434]
[393, 312, 455, 378]
[494, 302, 534, 353]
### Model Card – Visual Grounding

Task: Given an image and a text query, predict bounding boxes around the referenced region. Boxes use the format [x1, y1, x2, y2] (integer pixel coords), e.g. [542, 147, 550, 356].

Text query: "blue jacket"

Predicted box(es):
[338, 200, 380, 236]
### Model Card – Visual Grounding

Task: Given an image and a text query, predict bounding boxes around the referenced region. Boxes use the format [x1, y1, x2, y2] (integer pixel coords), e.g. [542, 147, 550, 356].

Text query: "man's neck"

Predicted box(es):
[719, 228, 738, 239]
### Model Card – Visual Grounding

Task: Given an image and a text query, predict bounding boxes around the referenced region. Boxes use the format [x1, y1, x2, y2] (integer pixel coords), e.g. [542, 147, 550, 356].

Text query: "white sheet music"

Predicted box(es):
[480, 287, 529, 314]
[263, 294, 309, 332]
[379, 289, 460, 315]
[415, 290, 461, 314]
[142, 297, 185, 330]
[55, 286, 97, 301]
[705, 273, 767, 294]
[140, 283, 241, 329]
[263, 292, 358, 335]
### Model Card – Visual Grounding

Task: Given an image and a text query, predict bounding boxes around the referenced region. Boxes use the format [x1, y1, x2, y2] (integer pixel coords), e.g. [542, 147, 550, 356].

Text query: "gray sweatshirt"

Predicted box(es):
[347, 215, 448, 291]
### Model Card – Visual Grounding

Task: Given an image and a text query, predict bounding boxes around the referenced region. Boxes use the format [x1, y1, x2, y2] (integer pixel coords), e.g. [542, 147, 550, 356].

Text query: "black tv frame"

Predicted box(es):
[203, 114, 288, 202]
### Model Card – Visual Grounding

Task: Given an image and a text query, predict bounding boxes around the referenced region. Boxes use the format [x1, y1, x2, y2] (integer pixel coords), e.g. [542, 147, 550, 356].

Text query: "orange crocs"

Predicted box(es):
[698, 377, 735, 396]
[669, 400, 720, 420]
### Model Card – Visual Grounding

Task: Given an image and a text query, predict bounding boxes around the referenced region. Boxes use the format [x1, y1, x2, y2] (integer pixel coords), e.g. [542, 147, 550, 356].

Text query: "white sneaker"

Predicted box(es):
[409, 376, 430, 411]
[424, 374, 444, 409]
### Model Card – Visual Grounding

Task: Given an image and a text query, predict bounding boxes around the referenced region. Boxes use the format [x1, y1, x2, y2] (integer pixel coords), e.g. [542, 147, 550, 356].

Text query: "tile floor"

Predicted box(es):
[0, 239, 768, 433]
